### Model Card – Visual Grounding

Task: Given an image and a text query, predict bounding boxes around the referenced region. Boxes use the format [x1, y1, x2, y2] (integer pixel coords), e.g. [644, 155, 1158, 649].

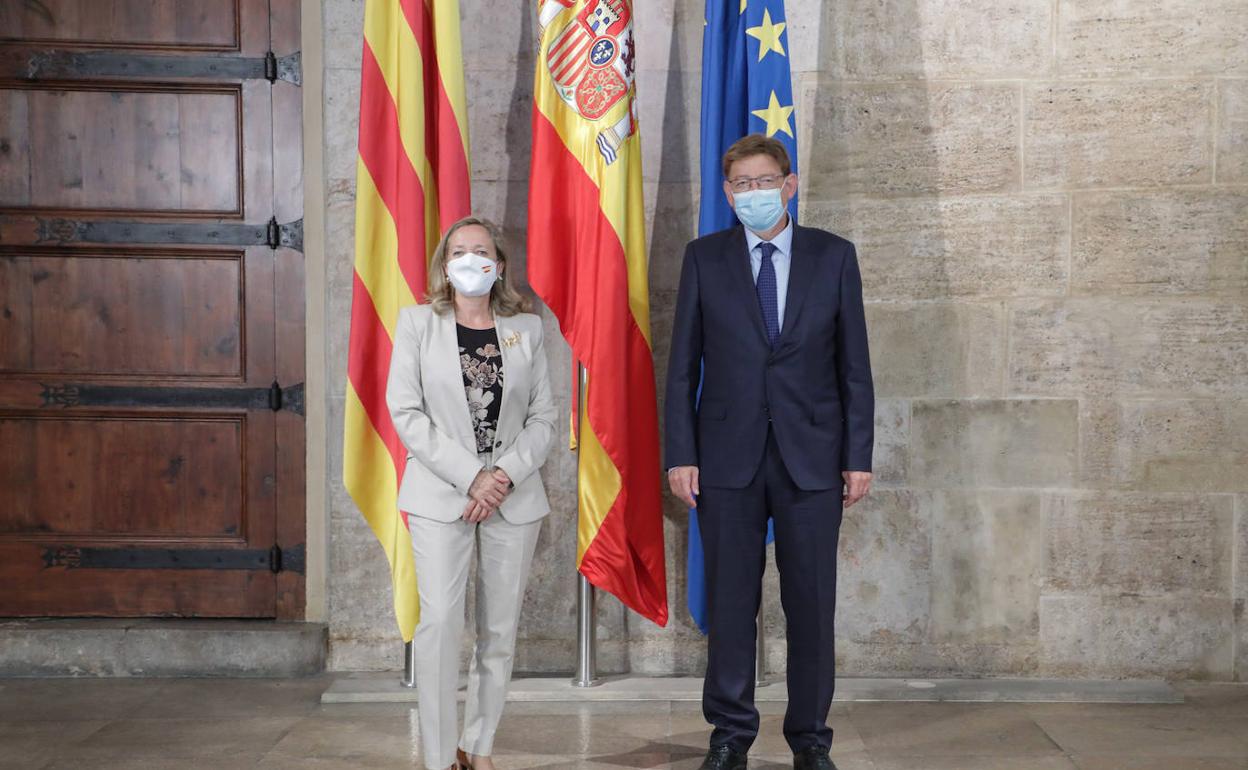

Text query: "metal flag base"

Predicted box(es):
[402, 641, 416, 688]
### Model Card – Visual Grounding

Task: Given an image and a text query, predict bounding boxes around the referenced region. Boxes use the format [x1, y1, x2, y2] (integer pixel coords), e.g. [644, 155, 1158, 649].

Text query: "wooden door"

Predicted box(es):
[0, 0, 305, 619]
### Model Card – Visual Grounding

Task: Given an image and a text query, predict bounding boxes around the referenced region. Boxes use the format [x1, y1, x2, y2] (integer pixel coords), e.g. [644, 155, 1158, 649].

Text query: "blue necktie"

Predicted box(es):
[756, 242, 780, 347]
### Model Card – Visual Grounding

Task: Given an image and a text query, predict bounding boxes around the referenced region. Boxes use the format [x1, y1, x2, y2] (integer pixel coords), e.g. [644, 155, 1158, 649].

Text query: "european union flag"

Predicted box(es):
[688, 0, 799, 634]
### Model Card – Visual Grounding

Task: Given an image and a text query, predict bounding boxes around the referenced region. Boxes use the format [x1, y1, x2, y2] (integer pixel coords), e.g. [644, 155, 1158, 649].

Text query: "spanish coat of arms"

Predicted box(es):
[538, 0, 638, 164]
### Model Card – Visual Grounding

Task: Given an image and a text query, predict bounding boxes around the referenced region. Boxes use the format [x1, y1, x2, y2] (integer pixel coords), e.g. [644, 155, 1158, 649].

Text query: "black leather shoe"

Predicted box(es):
[793, 746, 836, 770]
[699, 744, 748, 770]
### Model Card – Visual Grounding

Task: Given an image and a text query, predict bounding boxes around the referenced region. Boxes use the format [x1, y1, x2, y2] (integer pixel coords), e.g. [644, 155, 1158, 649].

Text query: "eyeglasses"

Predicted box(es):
[728, 174, 786, 193]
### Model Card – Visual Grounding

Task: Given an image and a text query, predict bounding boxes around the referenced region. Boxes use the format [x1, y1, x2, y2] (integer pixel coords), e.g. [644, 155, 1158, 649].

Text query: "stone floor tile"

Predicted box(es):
[490, 713, 674, 755]
[1033, 709, 1248, 757]
[869, 757, 1079, 769]
[263, 715, 423, 765]
[1173, 682, 1248, 718]
[259, 760, 397, 770]
[491, 758, 620, 770]
[0, 721, 107, 767]
[751, 752, 879, 769]
[504, 700, 673, 716]
[42, 759, 262, 770]
[57, 716, 300, 761]
[0, 678, 162, 721]
[849, 702, 1064, 757]
[130, 676, 329, 719]
[314, 700, 424, 718]
[1069, 757, 1248, 770]
[5, 679, 1248, 769]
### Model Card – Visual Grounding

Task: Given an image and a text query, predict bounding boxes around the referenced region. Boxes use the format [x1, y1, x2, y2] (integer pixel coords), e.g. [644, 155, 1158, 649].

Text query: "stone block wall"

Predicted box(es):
[317, 0, 1248, 679]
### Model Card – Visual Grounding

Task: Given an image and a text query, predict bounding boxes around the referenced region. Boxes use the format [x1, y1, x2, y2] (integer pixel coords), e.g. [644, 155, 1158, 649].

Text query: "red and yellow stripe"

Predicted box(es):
[528, 0, 669, 627]
[344, 0, 471, 642]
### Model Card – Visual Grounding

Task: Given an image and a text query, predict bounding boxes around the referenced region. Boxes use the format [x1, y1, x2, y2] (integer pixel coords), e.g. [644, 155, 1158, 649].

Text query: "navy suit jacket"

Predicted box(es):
[664, 223, 874, 491]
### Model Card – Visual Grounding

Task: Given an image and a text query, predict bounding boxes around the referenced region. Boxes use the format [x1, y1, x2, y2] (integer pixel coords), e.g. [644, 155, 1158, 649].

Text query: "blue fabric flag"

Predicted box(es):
[688, 0, 799, 634]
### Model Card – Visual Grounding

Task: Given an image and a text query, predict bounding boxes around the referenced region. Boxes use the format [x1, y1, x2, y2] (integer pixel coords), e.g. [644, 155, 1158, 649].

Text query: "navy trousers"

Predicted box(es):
[698, 427, 843, 754]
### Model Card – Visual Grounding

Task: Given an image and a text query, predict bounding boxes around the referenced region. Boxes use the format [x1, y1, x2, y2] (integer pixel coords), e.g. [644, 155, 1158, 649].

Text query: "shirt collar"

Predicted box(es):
[744, 214, 794, 259]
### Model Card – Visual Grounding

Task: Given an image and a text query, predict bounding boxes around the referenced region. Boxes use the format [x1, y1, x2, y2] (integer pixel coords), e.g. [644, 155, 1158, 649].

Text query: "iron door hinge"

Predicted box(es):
[19, 49, 302, 85]
[270, 544, 306, 574]
[37, 381, 306, 416]
[43, 543, 306, 574]
[33, 216, 304, 252]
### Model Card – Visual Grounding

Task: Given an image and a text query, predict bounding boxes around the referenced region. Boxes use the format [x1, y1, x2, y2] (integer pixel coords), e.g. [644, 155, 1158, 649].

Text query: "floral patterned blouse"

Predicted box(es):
[457, 324, 504, 455]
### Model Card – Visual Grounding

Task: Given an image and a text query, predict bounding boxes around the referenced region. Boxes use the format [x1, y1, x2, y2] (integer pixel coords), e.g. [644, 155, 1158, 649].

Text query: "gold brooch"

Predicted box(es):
[502, 331, 521, 348]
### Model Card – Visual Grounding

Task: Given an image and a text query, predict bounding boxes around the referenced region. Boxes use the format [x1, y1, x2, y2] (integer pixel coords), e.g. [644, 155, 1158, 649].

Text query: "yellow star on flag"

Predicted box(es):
[746, 9, 787, 62]
[751, 90, 795, 138]
[740, 0, 747, 14]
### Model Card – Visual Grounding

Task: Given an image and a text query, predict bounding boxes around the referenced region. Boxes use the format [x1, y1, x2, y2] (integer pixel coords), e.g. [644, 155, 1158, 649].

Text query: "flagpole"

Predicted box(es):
[571, 363, 600, 687]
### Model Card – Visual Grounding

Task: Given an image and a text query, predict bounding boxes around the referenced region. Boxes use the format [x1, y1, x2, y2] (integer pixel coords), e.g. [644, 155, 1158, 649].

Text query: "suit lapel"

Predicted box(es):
[726, 226, 768, 344]
[493, 313, 513, 440]
[433, 309, 476, 450]
[779, 224, 815, 344]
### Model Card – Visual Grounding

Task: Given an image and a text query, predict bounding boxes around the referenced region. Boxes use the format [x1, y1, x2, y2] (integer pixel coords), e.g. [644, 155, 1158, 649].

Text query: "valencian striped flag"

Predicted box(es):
[528, 0, 668, 627]
[343, 0, 471, 641]
[686, 0, 798, 633]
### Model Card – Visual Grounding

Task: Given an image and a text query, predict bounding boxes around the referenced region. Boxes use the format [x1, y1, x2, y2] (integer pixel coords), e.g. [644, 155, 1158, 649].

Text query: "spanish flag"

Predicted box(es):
[528, 0, 669, 627]
[343, 0, 471, 641]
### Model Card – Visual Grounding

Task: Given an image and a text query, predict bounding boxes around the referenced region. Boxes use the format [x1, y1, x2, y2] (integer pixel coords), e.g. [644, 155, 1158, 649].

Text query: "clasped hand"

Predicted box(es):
[463, 467, 512, 523]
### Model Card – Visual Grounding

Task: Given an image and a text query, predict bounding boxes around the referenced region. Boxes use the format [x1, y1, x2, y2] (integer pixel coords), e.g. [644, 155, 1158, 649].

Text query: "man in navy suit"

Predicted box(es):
[665, 134, 874, 770]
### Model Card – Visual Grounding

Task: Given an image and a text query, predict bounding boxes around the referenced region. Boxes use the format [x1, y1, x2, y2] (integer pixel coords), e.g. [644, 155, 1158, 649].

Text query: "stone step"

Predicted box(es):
[322, 673, 1183, 705]
[0, 619, 326, 678]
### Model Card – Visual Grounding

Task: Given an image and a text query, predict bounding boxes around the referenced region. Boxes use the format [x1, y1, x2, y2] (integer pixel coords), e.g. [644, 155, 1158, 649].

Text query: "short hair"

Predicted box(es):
[722, 133, 792, 178]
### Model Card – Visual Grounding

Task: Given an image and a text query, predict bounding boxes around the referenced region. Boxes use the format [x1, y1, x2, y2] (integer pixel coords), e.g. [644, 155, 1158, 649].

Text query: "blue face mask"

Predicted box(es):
[733, 187, 786, 233]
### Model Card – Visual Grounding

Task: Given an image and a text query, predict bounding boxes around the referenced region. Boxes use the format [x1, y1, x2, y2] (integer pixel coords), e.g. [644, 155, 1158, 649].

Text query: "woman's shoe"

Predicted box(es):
[456, 748, 475, 770]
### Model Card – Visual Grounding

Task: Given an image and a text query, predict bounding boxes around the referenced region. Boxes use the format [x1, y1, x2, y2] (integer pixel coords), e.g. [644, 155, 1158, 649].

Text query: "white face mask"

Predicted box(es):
[446, 254, 499, 297]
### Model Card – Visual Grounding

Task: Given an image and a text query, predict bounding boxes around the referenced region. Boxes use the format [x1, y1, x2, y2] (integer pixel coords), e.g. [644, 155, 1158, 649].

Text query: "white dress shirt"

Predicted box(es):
[745, 215, 794, 333]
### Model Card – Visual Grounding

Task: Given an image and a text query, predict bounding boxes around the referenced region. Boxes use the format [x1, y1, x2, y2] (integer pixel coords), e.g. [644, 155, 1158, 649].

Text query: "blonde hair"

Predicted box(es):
[426, 216, 531, 317]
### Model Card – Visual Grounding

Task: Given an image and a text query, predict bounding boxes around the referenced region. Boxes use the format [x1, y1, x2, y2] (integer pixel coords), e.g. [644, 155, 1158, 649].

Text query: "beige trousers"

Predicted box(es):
[408, 509, 542, 770]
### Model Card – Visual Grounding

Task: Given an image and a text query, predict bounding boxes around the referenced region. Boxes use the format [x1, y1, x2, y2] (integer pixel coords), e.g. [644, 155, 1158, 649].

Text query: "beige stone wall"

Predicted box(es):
[315, 0, 1248, 679]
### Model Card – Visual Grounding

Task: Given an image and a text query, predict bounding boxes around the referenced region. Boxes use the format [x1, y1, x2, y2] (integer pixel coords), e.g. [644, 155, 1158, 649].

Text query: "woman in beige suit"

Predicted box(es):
[385, 216, 557, 770]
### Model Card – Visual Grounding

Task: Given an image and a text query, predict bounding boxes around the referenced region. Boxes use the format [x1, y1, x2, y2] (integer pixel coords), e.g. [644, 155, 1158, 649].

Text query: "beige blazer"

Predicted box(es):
[385, 304, 557, 524]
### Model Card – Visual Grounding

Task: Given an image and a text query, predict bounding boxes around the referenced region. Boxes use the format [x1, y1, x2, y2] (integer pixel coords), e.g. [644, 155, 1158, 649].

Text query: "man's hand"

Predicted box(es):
[468, 468, 508, 510]
[842, 471, 872, 508]
[667, 465, 700, 508]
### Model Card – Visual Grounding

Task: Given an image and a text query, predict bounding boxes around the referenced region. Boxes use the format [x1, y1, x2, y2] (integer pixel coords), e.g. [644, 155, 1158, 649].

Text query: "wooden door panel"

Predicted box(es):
[0, 408, 276, 617]
[0, 88, 30, 203]
[0, 414, 245, 538]
[0, 84, 242, 215]
[0, 562, 276, 617]
[0, 0, 242, 51]
[0, 249, 244, 377]
[0, 0, 303, 619]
